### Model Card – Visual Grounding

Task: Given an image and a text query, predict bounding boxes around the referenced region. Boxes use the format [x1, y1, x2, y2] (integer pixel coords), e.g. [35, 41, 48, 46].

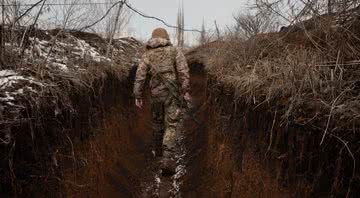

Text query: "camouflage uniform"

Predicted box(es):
[133, 35, 190, 172]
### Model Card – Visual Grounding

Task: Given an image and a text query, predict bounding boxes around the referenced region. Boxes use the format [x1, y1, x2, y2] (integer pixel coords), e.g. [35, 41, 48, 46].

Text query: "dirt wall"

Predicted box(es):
[1, 56, 359, 198]
[182, 67, 359, 197]
[0, 68, 153, 197]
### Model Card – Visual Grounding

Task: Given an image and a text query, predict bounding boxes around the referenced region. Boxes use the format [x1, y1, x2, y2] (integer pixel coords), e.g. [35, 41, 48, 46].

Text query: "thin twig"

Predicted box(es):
[330, 133, 356, 198]
[320, 88, 349, 145]
[79, 1, 124, 31]
[123, 1, 201, 33]
[13, 0, 44, 24]
[267, 110, 277, 153]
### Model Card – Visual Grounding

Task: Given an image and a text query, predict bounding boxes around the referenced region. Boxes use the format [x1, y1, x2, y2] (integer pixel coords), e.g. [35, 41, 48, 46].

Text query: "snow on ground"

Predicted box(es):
[20, 36, 112, 72]
[0, 69, 43, 106]
[171, 134, 187, 197]
[1, 30, 143, 114]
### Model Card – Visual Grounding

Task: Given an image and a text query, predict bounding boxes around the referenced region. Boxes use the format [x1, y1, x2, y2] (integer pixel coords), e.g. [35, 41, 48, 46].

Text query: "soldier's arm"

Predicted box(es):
[133, 54, 150, 99]
[175, 48, 190, 94]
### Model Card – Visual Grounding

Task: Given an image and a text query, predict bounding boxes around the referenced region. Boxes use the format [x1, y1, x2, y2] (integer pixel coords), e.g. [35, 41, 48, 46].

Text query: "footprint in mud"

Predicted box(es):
[142, 138, 187, 198]
[141, 71, 205, 198]
[141, 166, 177, 198]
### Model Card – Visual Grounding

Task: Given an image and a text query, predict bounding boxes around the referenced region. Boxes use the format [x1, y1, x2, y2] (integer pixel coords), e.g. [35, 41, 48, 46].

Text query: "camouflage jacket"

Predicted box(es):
[133, 38, 190, 99]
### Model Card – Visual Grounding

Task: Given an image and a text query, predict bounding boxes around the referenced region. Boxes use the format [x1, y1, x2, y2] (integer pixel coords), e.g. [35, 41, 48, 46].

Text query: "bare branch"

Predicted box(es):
[123, 1, 201, 33]
[14, 0, 44, 24]
[79, 0, 124, 31]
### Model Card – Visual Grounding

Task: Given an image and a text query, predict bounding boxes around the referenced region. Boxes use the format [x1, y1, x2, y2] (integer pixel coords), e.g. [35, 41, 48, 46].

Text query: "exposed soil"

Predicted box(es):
[137, 63, 293, 197]
[62, 93, 153, 197]
[2, 53, 358, 197]
[178, 64, 292, 198]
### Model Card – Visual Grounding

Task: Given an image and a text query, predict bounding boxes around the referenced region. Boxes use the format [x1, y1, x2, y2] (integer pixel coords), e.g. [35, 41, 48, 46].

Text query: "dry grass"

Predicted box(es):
[0, 28, 142, 127]
[188, 13, 360, 144]
[183, 13, 360, 196]
[0, 27, 144, 196]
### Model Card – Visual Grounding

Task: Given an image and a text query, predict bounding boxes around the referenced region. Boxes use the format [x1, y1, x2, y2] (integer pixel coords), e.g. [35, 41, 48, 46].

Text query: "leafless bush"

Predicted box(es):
[197, 20, 217, 45]
[191, 2, 360, 195]
[232, 9, 279, 39]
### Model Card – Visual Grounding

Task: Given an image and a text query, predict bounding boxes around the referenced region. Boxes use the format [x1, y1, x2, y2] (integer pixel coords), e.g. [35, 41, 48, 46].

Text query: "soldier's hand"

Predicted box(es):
[184, 92, 192, 108]
[135, 99, 143, 109]
[184, 92, 192, 103]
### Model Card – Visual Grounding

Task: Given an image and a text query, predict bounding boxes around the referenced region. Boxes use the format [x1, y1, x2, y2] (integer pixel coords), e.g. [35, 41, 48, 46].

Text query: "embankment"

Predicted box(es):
[0, 68, 154, 197]
[181, 61, 359, 197]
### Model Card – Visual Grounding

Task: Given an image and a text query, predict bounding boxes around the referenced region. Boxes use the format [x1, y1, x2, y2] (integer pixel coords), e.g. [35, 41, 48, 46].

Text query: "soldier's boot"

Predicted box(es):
[161, 129, 177, 176]
[160, 151, 176, 176]
[151, 100, 165, 158]
[153, 129, 164, 158]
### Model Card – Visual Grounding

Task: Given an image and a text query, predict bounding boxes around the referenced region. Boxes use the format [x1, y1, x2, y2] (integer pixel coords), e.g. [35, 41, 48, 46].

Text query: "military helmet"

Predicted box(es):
[151, 28, 170, 40]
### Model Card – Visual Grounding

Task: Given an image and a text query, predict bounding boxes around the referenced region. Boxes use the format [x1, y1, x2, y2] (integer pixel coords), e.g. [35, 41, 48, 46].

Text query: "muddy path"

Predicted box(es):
[61, 62, 348, 197]
[139, 64, 208, 198]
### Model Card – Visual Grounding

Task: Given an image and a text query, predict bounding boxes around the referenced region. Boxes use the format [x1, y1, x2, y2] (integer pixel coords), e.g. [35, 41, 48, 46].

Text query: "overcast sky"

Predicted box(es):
[128, 0, 251, 44]
[21, 0, 251, 45]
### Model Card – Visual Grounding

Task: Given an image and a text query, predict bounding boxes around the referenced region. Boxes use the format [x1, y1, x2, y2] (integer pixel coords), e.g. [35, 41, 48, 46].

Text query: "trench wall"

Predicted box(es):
[1, 60, 359, 198]
[0, 69, 153, 198]
[182, 68, 359, 197]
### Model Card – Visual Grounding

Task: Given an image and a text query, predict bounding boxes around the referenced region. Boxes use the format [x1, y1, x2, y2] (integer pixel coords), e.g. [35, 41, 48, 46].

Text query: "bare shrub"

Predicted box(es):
[186, 0, 360, 153]
[232, 9, 279, 39]
[187, 3, 360, 195]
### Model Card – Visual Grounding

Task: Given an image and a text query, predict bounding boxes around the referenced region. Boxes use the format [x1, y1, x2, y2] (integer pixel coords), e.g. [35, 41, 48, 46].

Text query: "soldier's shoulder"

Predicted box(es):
[163, 46, 179, 56]
[172, 46, 180, 52]
[143, 49, 156, 58]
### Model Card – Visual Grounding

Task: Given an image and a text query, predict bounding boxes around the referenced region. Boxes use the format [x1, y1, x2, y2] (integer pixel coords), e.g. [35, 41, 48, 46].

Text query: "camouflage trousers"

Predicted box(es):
[151, 95, 182, 163]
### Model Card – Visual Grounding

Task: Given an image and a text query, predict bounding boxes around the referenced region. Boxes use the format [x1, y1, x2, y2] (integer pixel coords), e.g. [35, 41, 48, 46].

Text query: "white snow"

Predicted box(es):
[0, 69, 44, 107]
[21, 35, 112, 73]
[75, 39, 111, 62]
[0, 71, 29, 88]
[0, 92, 15, 102]
[1, 31, 141, 110]
[172, 134, 187, 197]
[51, 62, 69, 72]
[15, 88, 24, 94]
[0, 70, 17, 77]
[0, 70, 43, 89]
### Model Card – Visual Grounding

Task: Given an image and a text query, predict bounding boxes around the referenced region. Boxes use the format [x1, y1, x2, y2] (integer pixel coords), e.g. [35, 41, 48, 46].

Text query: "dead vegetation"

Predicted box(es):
[0, 27, 142, 126]
[0, 26, 143, 196]
[186, 1, 360, 196]
[189, 0, 360, 143]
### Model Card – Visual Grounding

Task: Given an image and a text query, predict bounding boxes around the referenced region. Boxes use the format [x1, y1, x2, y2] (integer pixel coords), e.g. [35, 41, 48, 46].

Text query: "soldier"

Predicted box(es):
[133, 28, 191, 175]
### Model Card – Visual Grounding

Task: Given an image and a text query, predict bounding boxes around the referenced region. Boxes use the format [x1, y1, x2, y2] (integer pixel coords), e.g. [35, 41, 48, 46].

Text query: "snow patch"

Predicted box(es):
[0, 92, 15, 102]
[0, 70, 17, 77]
[51, 62, 69, 72]
[21, 35, 112, 73]
[0, 69, 43, 107]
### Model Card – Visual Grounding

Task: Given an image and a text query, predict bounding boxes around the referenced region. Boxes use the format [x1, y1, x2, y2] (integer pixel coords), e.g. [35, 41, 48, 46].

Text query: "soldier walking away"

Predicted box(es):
[133, 28, 191, 176]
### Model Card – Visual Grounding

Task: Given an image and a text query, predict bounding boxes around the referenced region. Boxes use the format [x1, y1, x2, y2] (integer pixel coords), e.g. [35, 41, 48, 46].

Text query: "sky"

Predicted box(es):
[17, 0, 251, 45]
[128, 0, 250, 44]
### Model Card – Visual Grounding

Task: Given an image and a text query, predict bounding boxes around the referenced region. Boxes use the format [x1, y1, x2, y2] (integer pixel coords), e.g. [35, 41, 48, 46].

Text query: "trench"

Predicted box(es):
[2, 60, 357, 197]
[129, 61, 293, 197]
